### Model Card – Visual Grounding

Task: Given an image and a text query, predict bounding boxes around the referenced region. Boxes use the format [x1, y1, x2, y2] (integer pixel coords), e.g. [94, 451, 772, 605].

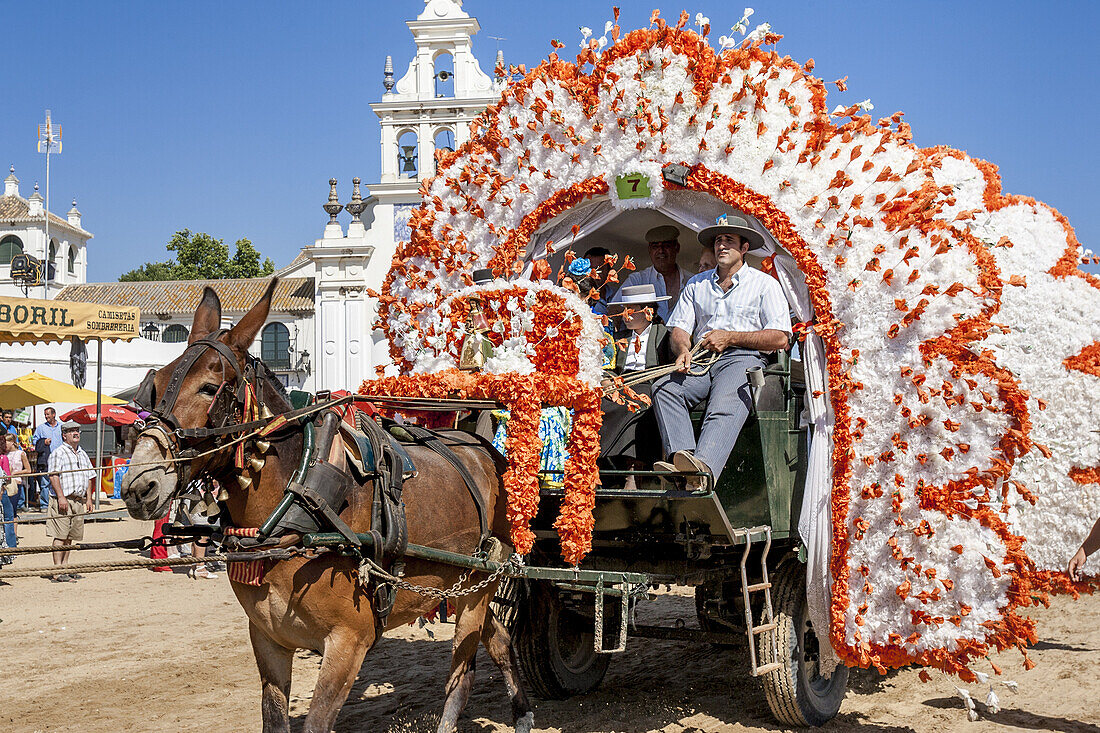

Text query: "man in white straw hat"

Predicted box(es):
[652, 214, 792, 487]
[619, 224, 693, 320]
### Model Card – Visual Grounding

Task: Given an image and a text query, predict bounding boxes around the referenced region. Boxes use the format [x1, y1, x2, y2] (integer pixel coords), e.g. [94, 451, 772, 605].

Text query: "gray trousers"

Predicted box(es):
[653, 349, 765, 479]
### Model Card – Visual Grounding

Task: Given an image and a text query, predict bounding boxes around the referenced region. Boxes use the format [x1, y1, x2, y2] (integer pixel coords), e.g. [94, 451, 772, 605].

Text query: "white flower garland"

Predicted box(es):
[375, 15, 1098, 674]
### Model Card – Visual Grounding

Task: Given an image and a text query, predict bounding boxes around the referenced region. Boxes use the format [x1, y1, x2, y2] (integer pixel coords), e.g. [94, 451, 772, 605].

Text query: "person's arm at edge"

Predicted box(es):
[1068, 516, 1100, 581]
[665, 280, 696, 372]
[670, 327, 693, 372]
[14, 449, 30, 477]
[50, 474, 66, 513]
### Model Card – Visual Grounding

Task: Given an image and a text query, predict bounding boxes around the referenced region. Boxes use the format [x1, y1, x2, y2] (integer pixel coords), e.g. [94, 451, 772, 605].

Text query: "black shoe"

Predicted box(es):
[50, 574, 74, 583]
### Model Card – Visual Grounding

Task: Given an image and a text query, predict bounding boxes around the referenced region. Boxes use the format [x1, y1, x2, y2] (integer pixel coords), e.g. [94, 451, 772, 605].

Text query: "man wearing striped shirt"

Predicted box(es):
[653, 215, 792, 486]
[46, 421, 96, 582]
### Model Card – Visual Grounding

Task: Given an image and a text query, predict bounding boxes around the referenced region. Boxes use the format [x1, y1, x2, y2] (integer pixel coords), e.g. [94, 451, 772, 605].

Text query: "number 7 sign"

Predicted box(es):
[614, 173, 652, 200]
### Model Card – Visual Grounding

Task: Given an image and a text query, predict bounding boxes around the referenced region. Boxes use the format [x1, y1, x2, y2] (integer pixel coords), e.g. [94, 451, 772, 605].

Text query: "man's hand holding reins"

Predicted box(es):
[700, 328, 790, 354]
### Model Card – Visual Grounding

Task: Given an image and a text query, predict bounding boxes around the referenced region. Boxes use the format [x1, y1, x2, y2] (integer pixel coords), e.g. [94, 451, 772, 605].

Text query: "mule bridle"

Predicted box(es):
[134, 330, 271, 475]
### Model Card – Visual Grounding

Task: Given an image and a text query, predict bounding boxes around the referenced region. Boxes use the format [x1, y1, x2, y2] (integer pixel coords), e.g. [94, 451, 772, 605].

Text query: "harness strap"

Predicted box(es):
[400, 425, 491, 548]
[153, 332, 240, 423]
[285, 480, 361, 548]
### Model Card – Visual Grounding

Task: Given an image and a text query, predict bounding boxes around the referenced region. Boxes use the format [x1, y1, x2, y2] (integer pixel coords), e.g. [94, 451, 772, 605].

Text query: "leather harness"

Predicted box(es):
[133, 331, 495, 613]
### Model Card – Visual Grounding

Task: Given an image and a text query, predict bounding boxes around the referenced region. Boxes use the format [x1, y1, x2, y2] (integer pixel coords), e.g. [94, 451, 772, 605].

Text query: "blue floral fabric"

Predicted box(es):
[492, 406, 572, 486]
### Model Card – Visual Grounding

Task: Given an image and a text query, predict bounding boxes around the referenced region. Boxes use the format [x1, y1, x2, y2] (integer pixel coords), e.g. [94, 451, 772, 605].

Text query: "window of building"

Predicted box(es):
[49, 239, 58, 263]
[434, 128, 455, 154]
[433, 52, 454, 98]
[140, 322, 161, 341]
[67, 245, 77, 274]
[0, 235, 24, 265]
[162, 324, 189, 343]
[261, 322, 291, 369]
[397, 130, 418, 178]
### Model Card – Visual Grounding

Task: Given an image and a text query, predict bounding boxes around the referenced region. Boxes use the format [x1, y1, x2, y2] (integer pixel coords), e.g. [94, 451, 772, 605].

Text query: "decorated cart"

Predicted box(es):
[353, 8, 1100, 726]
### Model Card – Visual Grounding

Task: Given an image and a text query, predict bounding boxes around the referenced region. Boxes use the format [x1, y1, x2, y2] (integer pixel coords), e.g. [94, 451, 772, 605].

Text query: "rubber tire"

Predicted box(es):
[759, 558, 848, 726]
[514, 581, 611, 699]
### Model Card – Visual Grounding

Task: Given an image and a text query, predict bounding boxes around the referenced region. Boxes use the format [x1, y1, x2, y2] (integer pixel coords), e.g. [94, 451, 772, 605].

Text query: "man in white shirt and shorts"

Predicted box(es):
[46, 420, 96, 582]
[653, 215, 792, 486]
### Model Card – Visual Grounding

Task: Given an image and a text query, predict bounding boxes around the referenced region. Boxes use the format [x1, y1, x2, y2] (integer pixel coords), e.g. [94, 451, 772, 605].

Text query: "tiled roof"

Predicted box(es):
[274, 248, 310, 276]
[56, 277, 315, 315]
[0, 194, 91, 237]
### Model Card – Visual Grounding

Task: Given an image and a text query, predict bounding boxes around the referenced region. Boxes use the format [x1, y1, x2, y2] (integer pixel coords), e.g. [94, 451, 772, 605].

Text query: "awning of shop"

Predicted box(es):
[0, 295, 139, 344]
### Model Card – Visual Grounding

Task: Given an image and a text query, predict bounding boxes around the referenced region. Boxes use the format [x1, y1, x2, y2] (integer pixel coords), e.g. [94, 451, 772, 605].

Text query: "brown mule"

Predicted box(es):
[120, 283, 533, 733]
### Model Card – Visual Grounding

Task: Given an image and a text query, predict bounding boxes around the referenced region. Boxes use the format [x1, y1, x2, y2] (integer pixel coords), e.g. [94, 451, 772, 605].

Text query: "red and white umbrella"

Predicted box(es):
[60, 404, 141, 427]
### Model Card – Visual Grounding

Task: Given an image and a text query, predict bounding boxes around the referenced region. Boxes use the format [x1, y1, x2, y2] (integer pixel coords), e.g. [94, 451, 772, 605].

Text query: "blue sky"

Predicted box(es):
[3, 1, 1097, 281]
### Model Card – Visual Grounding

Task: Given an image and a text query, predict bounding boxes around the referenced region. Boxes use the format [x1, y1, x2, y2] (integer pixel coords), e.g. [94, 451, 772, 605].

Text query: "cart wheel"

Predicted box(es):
[759, 558, 847, 726]
[514, 580, 610, 699]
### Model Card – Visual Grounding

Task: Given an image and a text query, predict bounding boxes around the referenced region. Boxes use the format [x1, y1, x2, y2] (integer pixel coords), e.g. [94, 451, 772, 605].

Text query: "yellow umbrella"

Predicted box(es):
[0, 371, 126, 410]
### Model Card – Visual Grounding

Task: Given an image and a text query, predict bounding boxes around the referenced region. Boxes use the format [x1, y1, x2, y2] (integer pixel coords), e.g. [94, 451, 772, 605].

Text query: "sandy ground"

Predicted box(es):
[1, 511, 1098, 733]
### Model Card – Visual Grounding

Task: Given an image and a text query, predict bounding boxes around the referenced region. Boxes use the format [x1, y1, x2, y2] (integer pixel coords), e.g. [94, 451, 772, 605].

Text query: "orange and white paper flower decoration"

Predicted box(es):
[371, 11, 1098, 678]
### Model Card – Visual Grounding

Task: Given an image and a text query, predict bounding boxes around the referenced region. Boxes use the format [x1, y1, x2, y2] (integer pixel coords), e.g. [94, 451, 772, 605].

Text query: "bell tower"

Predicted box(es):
[371, 0, 500, 189]
[306, 1, 503, 387]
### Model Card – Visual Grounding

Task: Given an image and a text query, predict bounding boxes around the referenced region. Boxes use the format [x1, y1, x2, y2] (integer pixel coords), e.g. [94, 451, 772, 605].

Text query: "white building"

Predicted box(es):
[258, 0, 502, 392]
[1, 0, 500, 402]
[1, 166, 92, 298]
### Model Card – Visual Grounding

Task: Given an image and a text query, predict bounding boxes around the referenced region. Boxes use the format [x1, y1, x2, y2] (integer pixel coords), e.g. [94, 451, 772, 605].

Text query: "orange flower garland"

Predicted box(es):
[359, 370, 601, 564]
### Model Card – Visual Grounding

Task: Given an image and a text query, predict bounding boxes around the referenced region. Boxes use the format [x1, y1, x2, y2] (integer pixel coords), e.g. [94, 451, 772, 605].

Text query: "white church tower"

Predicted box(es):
[291, 0, 503, 391]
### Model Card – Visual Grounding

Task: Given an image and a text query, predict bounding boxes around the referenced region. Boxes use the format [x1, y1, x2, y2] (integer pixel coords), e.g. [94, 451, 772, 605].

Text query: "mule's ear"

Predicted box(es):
[226, 278, 278, 354]
[189, 287, 222, 344]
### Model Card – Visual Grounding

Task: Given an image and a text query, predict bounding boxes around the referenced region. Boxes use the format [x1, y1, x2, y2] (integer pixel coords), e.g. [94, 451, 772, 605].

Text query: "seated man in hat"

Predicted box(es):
[619, 225, 693, 321]
[652, 215, 792, 487]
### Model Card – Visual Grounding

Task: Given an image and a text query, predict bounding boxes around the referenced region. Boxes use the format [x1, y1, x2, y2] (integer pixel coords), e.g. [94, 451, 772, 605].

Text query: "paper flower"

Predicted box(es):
[370, 13, 1100, 679]
[567, 257, 593, 278]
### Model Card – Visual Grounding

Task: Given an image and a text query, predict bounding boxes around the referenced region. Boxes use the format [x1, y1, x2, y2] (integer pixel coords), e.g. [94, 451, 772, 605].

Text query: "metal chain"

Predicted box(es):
[358, 553, 525, 601]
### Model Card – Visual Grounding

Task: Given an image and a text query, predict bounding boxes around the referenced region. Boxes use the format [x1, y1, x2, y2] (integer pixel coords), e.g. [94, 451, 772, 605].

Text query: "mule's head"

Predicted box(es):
[121, 280, 277, 519]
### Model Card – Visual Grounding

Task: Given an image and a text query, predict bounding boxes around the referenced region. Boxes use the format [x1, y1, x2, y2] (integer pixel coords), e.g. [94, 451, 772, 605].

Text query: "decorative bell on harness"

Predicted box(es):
[215, 483, 230, 502]
[260, 403, 275, 420]
[237, 473, 253, 489]
[458, 294, 494, 371]
[203, 490, 220, 517]
[248, 453, 266, 472]
[253, 438, 272, 454]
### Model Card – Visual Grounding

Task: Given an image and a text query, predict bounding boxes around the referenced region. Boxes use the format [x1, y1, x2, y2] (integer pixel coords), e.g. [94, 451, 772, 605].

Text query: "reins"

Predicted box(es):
[603, 342, 721, 397]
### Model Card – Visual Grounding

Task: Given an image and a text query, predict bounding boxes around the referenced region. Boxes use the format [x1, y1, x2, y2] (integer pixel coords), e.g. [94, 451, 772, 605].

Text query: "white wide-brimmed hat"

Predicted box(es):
[609, 284, 671, 307]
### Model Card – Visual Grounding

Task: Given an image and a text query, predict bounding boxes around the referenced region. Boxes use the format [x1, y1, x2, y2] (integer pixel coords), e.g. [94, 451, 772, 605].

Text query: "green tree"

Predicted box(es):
[228, 238, 275, 278]
[119, 229, 276, 281]
[119, 260, 178, 282]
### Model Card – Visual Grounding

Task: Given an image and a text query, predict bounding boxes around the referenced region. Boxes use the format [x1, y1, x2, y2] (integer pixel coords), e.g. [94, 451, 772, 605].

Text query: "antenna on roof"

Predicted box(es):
[37, 109, 62, 300]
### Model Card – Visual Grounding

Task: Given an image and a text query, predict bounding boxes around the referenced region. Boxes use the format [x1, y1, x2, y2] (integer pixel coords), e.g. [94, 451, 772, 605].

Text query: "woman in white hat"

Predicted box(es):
[600, 284, 675, 489]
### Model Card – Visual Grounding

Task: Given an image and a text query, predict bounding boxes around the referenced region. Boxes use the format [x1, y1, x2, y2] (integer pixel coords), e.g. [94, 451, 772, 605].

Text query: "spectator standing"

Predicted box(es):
[0, 450, 14, 564]
[33, 407, 63, 512]
[0, 410, 19, 436]
[1, 410, 20, 510]
[5, 433, 30, 522]
[46, 421, 96, 582]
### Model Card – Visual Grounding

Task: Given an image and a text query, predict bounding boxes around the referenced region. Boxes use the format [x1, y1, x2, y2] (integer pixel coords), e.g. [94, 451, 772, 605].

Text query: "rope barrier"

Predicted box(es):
[0, 536, 207, 555]
[0, 507, 127, 526]
[0, 554, 229, 580]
